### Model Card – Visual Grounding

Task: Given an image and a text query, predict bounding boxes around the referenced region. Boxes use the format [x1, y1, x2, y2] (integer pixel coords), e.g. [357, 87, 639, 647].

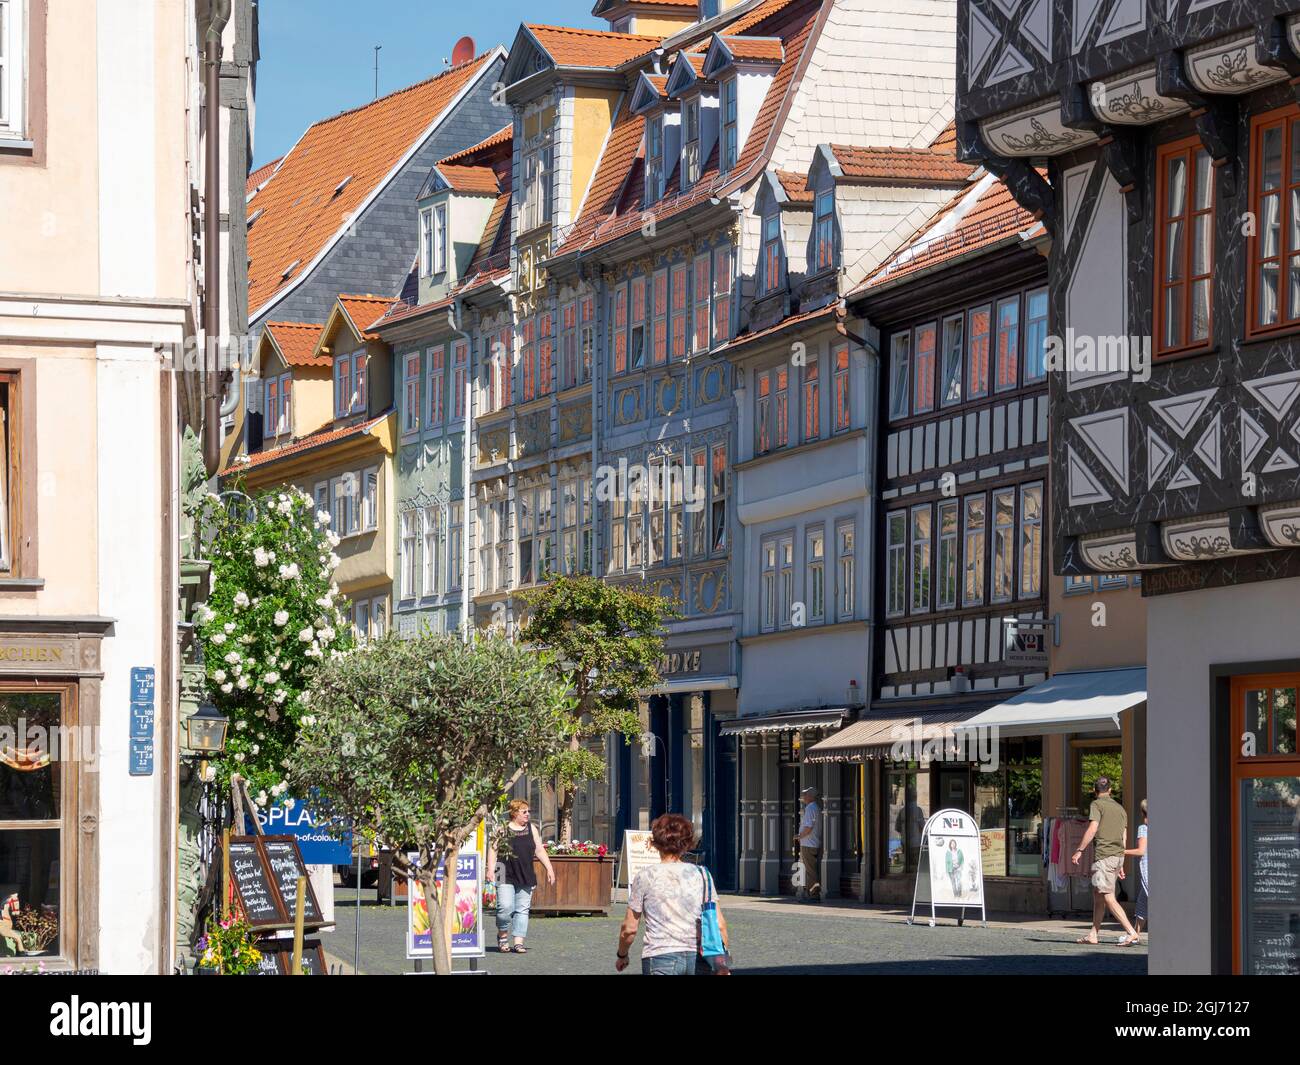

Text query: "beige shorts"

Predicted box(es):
[1091, 854, 1123, 894]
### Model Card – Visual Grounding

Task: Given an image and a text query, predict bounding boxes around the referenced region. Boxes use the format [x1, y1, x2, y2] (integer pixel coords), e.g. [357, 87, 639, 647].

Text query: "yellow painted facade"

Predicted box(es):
[570, 88, 622, 219]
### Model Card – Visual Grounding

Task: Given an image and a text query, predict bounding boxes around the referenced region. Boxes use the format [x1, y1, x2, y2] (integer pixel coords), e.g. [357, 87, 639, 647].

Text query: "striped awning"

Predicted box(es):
[804, 709, 985, 764]
[718, 707, 850, 737]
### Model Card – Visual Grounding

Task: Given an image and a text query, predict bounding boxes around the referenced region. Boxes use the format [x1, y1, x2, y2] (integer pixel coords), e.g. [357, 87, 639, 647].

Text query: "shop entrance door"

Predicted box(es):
[1231, 674, 1300, 975]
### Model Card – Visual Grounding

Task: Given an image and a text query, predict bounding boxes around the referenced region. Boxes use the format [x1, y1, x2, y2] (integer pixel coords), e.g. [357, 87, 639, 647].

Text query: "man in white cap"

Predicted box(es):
[795, 787, 821, 902]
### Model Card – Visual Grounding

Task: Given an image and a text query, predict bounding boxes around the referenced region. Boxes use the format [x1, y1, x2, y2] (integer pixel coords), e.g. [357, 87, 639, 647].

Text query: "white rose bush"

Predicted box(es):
[195, 488, 353, 801]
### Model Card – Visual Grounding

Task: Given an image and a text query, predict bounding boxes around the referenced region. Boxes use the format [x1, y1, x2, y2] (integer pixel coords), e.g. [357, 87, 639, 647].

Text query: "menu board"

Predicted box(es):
[229, 839, 283, 928]
[263, 837, 324, 926]
[1241, 777, 1300, 976]
[228, 835, 326, 930]
[253, 950, 287, 975]
[284, 941, 328, 975]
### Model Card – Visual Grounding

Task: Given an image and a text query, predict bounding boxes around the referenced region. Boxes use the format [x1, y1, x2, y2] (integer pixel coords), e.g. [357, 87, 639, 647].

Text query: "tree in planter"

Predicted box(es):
[193, 486, 352, 803]
[518, 575, 678, 844]
[288, 633, 572, 974]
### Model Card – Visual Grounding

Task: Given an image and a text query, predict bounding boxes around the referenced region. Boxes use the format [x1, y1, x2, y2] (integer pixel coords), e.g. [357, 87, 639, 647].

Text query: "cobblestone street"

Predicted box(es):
[321, 891, 1148, 975]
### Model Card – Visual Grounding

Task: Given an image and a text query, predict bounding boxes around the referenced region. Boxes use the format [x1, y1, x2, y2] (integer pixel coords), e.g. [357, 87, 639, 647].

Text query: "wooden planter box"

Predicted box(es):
[527, 855, 615, 915]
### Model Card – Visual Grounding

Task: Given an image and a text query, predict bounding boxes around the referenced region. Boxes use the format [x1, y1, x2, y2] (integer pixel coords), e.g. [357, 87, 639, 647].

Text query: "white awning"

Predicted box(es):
[719, 707, 850, 736]
[954, 668, 1146, 738]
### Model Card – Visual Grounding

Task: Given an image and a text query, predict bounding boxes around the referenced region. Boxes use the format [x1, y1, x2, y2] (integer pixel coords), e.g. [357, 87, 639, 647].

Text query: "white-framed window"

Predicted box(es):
[629, 277, 647, 370]
[710, 442, 727, 552]
[402, 352, 420, 435]
[362, 466, 378, 531]
[427, 347, 445, 427]
[420, 209, 434, 276]
[760, 534, 792, 633]
[264, 372, 292, 438]
[806, 526, 825, 624]
[802, 357, 820, 443]
[579, 296, 594, 385]
[352, 595, 387, 643]
[693, 252, 711, 354]
[755, 365, 788, 454]
[833, 344, 851, 432]
[885, 510, 906, 618]
[652, 269, 668, 365]
[667, 456, 684, 562]
[433, 203, 448, 275]
[836, 520, 855, 621]
[813, 189, 835, 272]
[560, 473, 592, 575]
[645, 114, 664, 206]
[561, 301, 579, 390]
[937, 500, 959, 610]
[940, 313, 964, 407]
[991, 487, 1016, 604]
[721, 77, 738, 174]
[452, 340, 468, 418]
[910, 504, 931, 614]
[334, 351, 367, 419]
[608, 494, 626, 575]
[477, 497, 508, 594]
[0, 0, 27, 142]
[521, 142, 554, 232]
[889, 332, 911, 421]
[762, 211, 782, 294]
[682, 97, 701, 188]
[1024, 286, 1049, 382]
[1019, 482, 1043, 599]
[449, 501, 464, 590]
[422, 505, 442, 597]
[517, 483, 554, 586]
[963, 493, 986, 607]
[328, 466, 377, 538]
[670, 262, 689, 361]
[711, 245, 732, 343]
[1065, 574, 1094, 594]
[400, 510, 419, 600]
[313, 481, 329, 518]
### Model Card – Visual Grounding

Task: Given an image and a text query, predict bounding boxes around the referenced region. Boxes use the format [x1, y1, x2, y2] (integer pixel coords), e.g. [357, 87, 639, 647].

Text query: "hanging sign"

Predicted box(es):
[908, 808, 986, 928]
[405, 821, 485, 961]
[129, 666, 155, 777]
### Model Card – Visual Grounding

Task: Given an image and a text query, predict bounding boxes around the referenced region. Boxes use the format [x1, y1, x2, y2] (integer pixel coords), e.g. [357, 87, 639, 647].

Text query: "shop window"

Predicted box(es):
[885, 763, 930, 876]
[974, 739, 1043, 878]
[0, 687, 68, 961]
[1249, 108, 1300, 335]
[1073, 742, 1123, 812]
[1159, 137, 1214, 352]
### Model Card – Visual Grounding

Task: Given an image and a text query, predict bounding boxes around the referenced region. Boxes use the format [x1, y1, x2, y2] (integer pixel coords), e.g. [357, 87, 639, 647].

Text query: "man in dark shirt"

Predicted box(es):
[1071, 777, 1139, 945]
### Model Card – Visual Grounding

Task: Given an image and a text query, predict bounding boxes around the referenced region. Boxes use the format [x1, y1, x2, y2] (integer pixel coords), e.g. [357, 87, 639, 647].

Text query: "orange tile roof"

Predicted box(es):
[829, 144, 974, 185]
[776, 169, 812, 203]
[437, 125, 512, 167]
[556, 0, 818, 258]
[247, 157, 281, 196]
[526, 25, 661, 68]
[220, 412, 392, 479]
[436, 163, 501, 195]
[726, 0, 802, 35]
[930, 121, 958, 152]
[863, 175, 1040, 289]
[246, 52, 496, 319]
[264, 321, 328, 368]
[336, 295, 398, 341]
[718, 36, 785, 63]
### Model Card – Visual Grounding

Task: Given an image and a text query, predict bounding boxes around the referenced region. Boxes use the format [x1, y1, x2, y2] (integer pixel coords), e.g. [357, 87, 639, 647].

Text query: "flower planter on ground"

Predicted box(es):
[527, 855, 615, 915]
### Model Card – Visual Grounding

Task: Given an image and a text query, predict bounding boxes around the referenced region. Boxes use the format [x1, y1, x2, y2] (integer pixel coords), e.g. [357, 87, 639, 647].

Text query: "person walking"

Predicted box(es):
[1070, 777, 1139, 946]
[795, 787, 822, 902]
[486, 799, 554, 954]
[615, 813, 730, 975]
[1123, 799, 1148, 944]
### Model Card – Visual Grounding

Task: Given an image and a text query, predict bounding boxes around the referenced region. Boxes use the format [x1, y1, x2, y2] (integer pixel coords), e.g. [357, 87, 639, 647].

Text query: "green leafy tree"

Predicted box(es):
[288, 633, 572, 974]
[519, 575, 677, 843]
[194, 486, 352, 802]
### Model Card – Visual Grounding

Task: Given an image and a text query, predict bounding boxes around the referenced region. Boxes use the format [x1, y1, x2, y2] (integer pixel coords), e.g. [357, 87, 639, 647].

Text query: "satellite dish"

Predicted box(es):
[451, 36, 475, 67]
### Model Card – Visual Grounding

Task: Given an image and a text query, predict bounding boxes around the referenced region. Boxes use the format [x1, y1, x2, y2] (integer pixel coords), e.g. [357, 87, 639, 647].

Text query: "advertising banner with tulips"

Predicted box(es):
[406, 823, 485, 961]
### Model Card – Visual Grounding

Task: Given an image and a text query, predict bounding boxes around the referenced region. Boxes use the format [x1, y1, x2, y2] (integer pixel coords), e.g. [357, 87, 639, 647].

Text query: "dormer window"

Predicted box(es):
[521, 142, 554, 232]
[683, 98, 701, 188]
[762, 211, 782, 294]
[813, 189, 835, 272]
[421, 205, 448, 277]
[264, 373, 292, 439]
[335, 350, 368, 419]
[721, 77, 738, 174]
[645, 115, 664, 206]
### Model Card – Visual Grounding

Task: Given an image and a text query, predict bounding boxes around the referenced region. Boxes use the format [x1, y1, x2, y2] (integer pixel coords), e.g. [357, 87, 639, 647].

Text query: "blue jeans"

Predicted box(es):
[495, 883, 534, 940]
[641, 951, 697, 975]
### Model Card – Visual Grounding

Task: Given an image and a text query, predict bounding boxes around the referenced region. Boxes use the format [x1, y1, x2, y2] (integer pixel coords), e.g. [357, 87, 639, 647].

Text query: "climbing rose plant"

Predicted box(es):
[194, 486, 353, 804]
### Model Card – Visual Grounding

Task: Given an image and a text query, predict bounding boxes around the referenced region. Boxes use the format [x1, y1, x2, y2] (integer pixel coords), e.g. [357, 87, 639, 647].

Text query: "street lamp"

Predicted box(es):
[182, 702, 229, 758]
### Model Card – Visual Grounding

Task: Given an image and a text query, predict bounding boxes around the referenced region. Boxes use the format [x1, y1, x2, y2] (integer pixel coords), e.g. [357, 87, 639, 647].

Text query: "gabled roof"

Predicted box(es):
[665, 50, 711, 96]
[774, 169, 813, 205]
[522, 24, 661, 70]
[631, 72, 671, 113]
[335, 295, 398, 342]
[555, 0, 821, 258]
[246, 51, 499, 321]
[827, 144, 974, 187]
[861, 172, 1043, 290]
[262, 321, 328, 368]
[438, 125, 512, 167]
[428, 164, 502, 197]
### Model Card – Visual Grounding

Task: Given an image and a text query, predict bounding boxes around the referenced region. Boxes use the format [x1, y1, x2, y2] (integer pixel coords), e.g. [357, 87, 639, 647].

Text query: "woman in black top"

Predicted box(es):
[486, 799, 554, 953]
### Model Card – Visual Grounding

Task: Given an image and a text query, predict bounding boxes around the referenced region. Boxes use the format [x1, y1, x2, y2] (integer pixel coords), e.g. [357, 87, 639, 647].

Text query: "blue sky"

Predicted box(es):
[253, 0, 600, 167]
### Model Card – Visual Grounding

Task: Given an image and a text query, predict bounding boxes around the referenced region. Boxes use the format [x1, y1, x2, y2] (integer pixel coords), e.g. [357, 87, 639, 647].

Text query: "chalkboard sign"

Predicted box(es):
[1240, 780, 1300, 975]
[228, 836, 326, 930]
[278, 940, 328, 975]
[229, 838, 284, 928]
[253, 950, 287, 975]
[263, 837, 324, 926]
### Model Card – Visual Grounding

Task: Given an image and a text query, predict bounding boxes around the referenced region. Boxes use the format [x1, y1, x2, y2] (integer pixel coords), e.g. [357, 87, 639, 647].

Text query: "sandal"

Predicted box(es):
[497, 934, 511, 953]
[512, 942, 528, 953]
[1117, 934, 1141, 947]
[1075, 936, 1098, 945]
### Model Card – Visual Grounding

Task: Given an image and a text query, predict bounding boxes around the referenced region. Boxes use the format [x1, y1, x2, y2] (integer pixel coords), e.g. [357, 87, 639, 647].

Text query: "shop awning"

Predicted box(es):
[718, 707, 850, 736]
[650, 674, 739, 695]
[953, 668, 1146, 738]
[805, 709, 985, 763]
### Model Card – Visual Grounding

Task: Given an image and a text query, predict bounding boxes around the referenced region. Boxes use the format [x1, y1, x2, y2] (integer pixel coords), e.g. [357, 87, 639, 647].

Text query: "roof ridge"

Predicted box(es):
[307, 51, 494, 132]
[527, 23, 661, 38]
